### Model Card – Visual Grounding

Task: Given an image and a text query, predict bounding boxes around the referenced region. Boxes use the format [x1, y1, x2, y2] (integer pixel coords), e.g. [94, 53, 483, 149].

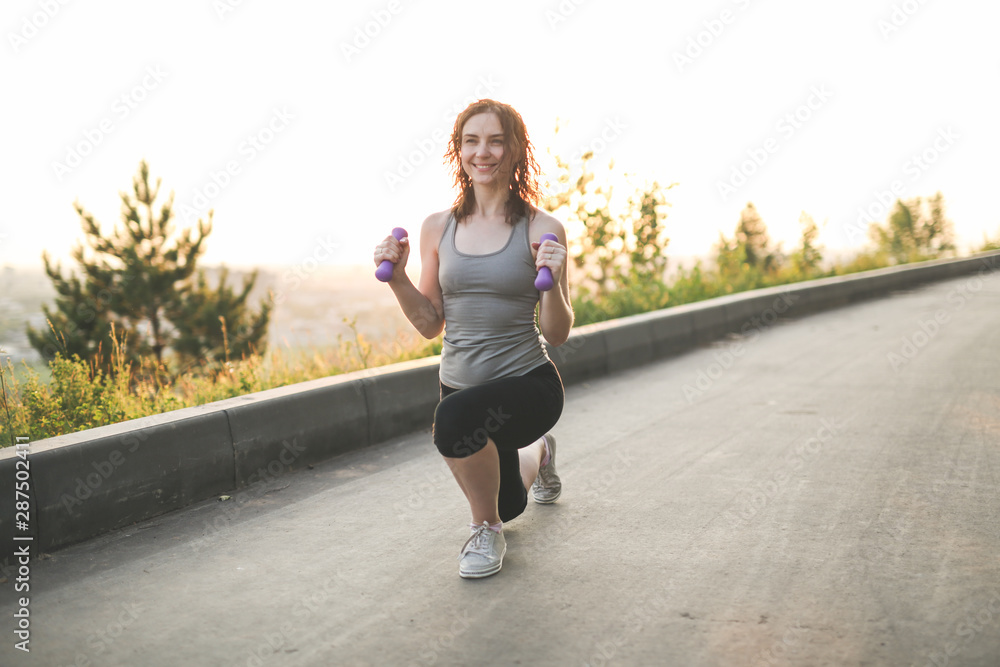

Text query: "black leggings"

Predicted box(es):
[433, 361, 564, 521]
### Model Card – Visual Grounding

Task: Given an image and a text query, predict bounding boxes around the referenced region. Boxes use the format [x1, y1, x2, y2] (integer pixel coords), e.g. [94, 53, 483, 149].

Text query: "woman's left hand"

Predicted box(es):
[531, 238, 567, 287]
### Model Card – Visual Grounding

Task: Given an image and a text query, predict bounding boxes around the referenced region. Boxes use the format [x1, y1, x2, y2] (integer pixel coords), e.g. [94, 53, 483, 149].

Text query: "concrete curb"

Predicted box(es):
[2, 250, 998, 563]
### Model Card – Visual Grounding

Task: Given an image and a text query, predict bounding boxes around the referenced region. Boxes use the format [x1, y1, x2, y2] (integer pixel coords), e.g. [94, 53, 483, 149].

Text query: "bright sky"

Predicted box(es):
[2, 0, 998, 275]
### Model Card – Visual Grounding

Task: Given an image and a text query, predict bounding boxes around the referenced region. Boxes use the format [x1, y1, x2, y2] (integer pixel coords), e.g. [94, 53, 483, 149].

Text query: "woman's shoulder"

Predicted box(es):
[422, 208, 453, 230]
[527, 207, 567, 241]
[418, 208, 453, 248]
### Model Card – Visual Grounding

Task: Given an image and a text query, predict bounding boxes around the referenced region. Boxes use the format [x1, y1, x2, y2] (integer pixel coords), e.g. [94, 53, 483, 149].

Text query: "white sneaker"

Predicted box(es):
[531, 434, 562, 504]
[458, 521, 506, 579]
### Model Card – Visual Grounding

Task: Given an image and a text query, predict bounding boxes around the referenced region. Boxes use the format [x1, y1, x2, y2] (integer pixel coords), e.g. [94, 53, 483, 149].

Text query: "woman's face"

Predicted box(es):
[460, 112, 506, 188]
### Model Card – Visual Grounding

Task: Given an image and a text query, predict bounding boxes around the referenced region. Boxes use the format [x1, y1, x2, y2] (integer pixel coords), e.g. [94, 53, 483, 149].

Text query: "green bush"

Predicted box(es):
[1, 321, 442, 445]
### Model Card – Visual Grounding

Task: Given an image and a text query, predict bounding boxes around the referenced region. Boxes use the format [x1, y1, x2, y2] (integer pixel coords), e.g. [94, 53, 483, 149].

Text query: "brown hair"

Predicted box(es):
[445, 99, 541, 225]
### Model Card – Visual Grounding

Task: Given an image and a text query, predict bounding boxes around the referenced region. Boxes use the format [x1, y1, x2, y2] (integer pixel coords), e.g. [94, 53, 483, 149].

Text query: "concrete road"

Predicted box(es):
[2, 271, 999, 667]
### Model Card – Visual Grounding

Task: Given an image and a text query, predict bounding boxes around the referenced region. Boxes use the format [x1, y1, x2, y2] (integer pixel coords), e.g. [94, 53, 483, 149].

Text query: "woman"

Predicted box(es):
[374, 99, 573, 578]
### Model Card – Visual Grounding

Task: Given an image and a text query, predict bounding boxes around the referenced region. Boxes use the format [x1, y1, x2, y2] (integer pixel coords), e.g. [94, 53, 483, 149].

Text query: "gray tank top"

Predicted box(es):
[438, 212, 551, 389]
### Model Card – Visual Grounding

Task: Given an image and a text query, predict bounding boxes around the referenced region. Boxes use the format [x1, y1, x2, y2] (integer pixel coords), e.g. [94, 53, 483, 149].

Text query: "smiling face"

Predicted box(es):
[460, 112, 506, 188]
[445, 99, 541, 224]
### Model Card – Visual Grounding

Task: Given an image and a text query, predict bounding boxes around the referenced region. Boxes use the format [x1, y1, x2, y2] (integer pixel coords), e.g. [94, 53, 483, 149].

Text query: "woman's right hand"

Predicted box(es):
[374, 232, 410, 280]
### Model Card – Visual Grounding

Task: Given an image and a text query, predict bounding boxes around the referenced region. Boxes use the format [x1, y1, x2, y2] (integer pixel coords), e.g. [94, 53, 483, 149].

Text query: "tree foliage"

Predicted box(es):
[28, 161, 271, 376]
[541, 146, 675, 321]
[868, 192, 955, 264]
[166, 267, 272, 372]
[541, 141, 967, 327]
[788, 211, 823, 277]
[714, 204, 831, 292]
[714, 202, 784, 292]
[980, 229, 1000, 252]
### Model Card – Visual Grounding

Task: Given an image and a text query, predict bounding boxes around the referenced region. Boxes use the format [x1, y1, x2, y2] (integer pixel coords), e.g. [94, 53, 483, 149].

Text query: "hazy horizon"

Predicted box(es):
[0, 240, 937, 368]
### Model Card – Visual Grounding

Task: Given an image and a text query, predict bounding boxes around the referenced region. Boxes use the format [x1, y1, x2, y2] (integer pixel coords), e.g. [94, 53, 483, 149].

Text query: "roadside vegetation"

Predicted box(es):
[2, 156, 990, 444]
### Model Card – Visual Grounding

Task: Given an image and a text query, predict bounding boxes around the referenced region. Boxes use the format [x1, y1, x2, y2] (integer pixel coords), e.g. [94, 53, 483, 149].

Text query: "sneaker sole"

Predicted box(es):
[532, 487, 562, 504]
[459, 546, 506, 579]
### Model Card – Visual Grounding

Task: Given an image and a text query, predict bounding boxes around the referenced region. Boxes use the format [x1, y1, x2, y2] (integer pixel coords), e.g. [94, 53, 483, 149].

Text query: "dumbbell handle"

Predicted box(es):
[534, 233, 559, 291]
[375, 227, 408, 282]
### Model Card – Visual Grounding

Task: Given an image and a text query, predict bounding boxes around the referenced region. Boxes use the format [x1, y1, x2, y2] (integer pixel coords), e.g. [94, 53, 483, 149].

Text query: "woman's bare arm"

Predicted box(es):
[378, 212, 447, 339]
[531, 212, 574, 346]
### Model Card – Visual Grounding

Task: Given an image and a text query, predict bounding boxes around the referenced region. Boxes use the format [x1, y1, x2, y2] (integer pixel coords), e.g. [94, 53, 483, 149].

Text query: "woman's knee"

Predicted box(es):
[434, 390, 511, 458]
[433, 397, 486, 458]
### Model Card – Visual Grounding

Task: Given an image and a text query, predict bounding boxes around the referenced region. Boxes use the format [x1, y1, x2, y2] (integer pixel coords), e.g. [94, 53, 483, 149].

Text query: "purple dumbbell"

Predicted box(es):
[534, 233, 559, 291]
[375, 227, 408, 282]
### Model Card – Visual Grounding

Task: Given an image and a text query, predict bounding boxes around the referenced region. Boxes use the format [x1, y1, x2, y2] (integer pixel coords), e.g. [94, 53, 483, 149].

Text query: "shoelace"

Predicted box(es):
[538, 462, 553, 480]
[536, 460, 557, 487]
[461, 524, 494, 556]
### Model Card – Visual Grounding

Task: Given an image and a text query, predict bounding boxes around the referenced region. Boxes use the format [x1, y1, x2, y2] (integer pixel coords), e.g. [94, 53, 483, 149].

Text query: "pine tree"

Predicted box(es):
[28, 161, 271, 375]
[27, 254, 117, 366]
[166, 266, 271, 372]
